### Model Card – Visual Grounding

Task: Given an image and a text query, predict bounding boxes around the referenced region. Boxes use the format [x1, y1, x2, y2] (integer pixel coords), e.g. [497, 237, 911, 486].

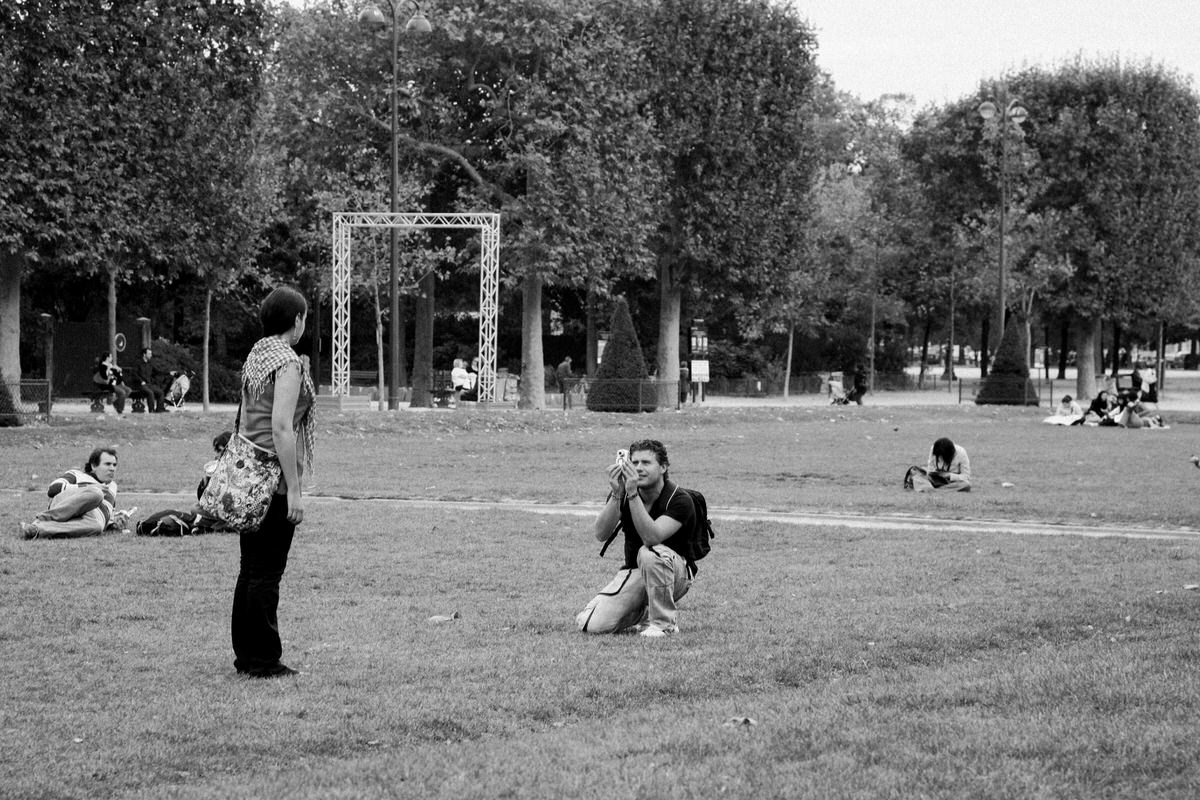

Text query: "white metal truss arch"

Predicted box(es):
[331, 212, 501, 403]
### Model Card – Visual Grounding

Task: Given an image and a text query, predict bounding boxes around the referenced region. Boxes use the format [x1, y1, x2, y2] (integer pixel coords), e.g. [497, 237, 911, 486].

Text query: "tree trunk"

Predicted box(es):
[310, 290, 322, 390]
[1110, 322, 1121, 376]
[917, 316, 932, 386]
[783, 322, 794, 398]
[0, 249, 22, 384]
[585, 288, 598, 379]
[656, 258, 682, 409]
[1157, 321, 1166, 396]
[519, 273, 545, 410]
[1042, 323, 1050, 381]
[980, 316, 990, 378]
[373, 266, 385, 411]
[203, 285, 213, 413]
[410, 272, 435, 408]
[396, 294, 408, 389]
[1075, 315, 1101, 401]
[107, 266, 118, 367]
[1057, 319, 1069, 380]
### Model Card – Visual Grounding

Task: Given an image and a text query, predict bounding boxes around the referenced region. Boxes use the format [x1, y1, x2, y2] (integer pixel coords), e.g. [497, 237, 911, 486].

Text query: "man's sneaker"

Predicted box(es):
[639, 624, 679, 638]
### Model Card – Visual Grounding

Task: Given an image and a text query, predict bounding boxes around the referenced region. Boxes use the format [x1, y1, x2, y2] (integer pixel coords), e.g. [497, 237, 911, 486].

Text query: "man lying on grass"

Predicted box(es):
[19, 446, 135, 539]
[576, 439, 698, 638]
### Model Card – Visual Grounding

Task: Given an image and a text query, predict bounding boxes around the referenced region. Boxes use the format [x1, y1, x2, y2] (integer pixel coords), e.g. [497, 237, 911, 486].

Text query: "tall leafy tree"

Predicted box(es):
[1014, 60, 1200, 397]
[635, 0, 821, 406]
[0, 0, 272, 383]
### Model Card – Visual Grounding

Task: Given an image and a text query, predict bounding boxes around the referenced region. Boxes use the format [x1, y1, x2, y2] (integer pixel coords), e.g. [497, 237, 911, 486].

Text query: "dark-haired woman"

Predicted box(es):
[230, 286, 316, 679]
[905, 437, 971, 492]
[92, 352, 131, 415]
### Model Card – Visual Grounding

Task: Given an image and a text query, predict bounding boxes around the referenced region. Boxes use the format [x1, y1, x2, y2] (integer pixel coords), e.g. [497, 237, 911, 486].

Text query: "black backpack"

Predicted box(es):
[684, 487, 714, 563]
[600, 486, 714, 564]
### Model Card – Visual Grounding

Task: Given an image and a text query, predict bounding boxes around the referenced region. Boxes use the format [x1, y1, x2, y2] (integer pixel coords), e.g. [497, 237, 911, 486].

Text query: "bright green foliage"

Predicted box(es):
[587, 296, 657, 412]
[975, 316, 1039, 405]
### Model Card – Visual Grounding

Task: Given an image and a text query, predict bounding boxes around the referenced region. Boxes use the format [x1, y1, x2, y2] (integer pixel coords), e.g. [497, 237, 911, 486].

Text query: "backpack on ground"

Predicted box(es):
[136, 509, 201, 536]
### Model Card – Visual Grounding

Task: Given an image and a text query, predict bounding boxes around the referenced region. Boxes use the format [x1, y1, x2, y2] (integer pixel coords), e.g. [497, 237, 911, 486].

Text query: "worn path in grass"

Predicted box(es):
[100, 490, 1200, 543]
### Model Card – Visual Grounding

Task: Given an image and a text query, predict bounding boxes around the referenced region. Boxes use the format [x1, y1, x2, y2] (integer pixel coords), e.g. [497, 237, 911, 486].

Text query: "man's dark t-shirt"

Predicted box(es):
[619, 478, 696, 570]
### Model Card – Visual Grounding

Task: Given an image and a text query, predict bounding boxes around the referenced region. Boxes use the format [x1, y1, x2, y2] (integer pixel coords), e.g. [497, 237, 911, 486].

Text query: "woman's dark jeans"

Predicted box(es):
[231, 493, 295, 675]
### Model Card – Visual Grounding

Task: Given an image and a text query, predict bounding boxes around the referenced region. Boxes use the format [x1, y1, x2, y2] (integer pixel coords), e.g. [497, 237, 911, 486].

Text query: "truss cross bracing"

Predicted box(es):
[331, 212, 501, 403]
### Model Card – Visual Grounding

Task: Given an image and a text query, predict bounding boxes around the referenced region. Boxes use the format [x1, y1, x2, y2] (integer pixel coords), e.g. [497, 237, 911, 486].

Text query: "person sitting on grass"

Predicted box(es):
[576, 439, 697, 638]
[1043, 394, 1083, 425]
[20, 447, 135, 539]
[904, 437, 971, 492]
[136, 431, 235, 536]
[1075, 390, 1117, 425]
[129, 347, 168, 413]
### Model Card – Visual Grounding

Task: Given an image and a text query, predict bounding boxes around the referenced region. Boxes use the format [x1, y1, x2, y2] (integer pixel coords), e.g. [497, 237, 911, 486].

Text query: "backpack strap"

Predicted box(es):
[598, 485, 681, 558]
[598, 491, 622, 557]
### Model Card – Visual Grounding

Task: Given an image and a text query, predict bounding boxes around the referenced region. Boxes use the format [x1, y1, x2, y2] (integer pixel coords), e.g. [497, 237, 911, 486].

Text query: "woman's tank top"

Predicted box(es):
[241, 366, 312, 492]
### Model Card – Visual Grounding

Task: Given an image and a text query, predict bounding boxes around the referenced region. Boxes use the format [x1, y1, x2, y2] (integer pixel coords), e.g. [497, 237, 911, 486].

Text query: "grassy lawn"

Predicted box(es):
[3, 405, 1200, 798]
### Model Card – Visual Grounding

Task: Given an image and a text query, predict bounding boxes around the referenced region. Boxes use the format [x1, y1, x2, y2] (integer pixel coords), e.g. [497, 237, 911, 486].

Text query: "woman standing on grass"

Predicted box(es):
[231, 286, 316, 679]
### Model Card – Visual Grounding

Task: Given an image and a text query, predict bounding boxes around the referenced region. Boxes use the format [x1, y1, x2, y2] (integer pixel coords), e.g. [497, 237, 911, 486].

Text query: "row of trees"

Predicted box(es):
[5, 0, 1200, 411]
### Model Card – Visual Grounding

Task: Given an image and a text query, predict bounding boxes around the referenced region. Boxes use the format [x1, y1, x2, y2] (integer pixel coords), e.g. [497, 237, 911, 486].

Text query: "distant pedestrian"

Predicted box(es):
[846, 365, 868, 405]
[679, 361, 690, 404]
[556, 356, 575, 408]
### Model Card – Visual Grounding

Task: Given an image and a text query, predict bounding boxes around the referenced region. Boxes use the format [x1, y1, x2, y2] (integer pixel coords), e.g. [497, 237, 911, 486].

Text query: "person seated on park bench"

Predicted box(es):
[451, 358, 474, 402]
[129, 346, 168, 413]
[904, 437, 971, 492]
[19, 446, 135, 539]
[460, 356, 480, 401]
[92, 352, 131, 414]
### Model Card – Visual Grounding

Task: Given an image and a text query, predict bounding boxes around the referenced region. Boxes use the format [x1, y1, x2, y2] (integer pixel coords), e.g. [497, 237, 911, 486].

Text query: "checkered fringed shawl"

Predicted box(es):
[242, 336, 316, 472]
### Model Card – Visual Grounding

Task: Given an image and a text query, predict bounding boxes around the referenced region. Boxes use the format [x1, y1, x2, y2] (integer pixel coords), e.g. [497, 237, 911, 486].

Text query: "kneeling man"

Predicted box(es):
[20, 447, 133, 539]
[576, 439, 696, 638]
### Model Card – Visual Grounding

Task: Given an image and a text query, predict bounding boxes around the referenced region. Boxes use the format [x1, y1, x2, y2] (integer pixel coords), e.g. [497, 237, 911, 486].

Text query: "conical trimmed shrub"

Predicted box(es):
[975, 316, 1040, 406]
[587, 297, 657, 413]
[0, 370, 21, 427]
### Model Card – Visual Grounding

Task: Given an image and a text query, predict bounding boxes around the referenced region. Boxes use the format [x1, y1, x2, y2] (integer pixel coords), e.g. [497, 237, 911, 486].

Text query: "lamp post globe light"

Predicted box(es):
[359, 1, 432, 409]
[978, 89, 1028, 361]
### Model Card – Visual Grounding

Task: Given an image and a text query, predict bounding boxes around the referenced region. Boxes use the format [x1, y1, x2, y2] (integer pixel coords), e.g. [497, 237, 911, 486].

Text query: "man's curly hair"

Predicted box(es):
[627, 439, 669, 478]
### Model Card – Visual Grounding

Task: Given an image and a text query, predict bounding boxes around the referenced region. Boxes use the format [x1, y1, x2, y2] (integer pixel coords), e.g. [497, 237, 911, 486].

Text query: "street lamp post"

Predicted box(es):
[978, 88, 1028, 358]
[360, 1, 431, 410]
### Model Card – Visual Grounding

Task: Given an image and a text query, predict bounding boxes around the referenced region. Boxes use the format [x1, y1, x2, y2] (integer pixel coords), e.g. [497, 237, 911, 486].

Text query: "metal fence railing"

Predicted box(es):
[2, 380, 52, 423]
[580, 378, 682, 412]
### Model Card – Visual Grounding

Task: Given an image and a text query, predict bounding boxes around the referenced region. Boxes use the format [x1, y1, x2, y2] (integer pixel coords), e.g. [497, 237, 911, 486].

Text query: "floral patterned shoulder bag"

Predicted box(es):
[197, 402, 281, 532]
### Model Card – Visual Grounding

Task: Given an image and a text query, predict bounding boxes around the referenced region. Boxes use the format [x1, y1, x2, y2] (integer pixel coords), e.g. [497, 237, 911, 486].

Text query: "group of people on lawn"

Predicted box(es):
[54, 284, 1200, 678]
[21, 289, 705, 674]
[1043, 365, 1164, 428]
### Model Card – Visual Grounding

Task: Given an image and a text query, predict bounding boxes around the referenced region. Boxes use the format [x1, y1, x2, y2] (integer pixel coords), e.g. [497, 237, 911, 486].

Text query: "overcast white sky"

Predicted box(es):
[796, 0, 1200, 106]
